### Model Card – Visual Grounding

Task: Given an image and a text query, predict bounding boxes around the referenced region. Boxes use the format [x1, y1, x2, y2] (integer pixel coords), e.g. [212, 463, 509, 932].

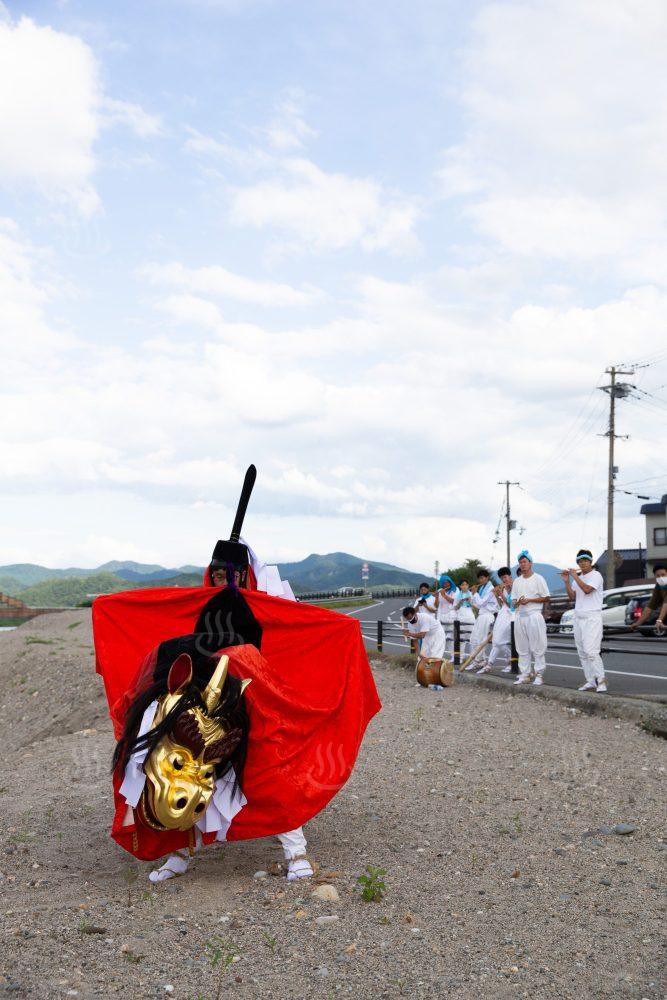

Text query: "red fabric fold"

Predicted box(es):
[93, 586, 381, 857]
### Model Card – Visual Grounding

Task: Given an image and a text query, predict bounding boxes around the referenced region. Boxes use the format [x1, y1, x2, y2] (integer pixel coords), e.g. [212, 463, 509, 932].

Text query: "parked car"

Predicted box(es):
[559, 584, 654, 633]
[624, 594, 659, 628]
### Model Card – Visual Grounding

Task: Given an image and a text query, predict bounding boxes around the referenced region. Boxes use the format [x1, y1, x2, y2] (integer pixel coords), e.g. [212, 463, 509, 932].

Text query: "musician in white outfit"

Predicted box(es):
[401, 605, 446, 675]
[454, 579, 475, 655]
[510, 551, 550, 686]
[413, 582, 437, 614]
[561, 549, 607, 693]
[479, 566, 515, 674]
[465, 569, 499, 670]
[435, 574, 458, 652]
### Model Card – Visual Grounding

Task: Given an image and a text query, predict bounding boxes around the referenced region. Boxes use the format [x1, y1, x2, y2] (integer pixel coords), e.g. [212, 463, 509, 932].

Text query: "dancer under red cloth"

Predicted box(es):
[93, 466, 381, 882]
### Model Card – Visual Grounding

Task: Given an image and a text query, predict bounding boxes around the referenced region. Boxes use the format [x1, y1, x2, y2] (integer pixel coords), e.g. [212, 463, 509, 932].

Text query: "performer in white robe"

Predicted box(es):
[435, 575, 458, 653]
[479, 567, 515, 674]
[510, 550, 550, 685]
[465, 569, 500, 670]
[401, 605, 446, 676]
[561, 549, 607, 693]
[454, 580, 475, 656]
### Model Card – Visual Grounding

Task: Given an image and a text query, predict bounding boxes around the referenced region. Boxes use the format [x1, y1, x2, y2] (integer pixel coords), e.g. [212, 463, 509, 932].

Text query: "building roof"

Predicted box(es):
[596, 547, 644, 567]
[640, 493, 667, 515]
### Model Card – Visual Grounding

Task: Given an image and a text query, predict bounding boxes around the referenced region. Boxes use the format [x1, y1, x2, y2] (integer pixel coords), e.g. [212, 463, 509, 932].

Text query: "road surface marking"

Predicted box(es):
[345, 601, 385, 616]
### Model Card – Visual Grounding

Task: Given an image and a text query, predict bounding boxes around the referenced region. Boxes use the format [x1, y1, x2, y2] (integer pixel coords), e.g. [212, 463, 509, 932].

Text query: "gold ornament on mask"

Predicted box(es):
[139, 652, 251, 832]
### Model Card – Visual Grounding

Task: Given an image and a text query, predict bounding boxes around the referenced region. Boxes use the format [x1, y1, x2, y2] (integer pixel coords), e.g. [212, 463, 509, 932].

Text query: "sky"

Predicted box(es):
[1, 0, 667, 575]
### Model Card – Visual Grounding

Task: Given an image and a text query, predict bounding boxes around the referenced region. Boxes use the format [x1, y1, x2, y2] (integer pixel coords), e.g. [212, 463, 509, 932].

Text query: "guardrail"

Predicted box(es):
[357, 619, 666, 668]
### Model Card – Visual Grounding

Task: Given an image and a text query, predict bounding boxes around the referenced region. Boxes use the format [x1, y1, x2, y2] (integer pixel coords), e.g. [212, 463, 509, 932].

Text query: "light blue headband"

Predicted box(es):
[517, 549, 533, 563]
[576, 551, 593, 562]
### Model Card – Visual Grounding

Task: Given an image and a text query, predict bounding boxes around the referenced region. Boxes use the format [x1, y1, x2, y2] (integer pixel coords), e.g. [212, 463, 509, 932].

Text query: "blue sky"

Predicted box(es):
[1, 0, 666, 572]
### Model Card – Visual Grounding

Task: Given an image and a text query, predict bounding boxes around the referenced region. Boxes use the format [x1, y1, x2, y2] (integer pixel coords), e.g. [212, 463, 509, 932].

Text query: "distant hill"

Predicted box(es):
[16, 572, 131, 608]
[510, 562, 566, 594]
[276, 552, 427, 593]
[1, 551, 429, 603]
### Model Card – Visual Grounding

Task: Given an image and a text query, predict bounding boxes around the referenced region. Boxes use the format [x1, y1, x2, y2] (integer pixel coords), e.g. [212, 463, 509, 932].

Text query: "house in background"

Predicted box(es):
[640, 493, 667, 575]
[595, 547, 646, 588]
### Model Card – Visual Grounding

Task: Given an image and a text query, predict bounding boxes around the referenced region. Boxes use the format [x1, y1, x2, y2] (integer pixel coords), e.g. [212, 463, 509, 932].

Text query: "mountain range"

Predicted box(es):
[0, 552, 431, 607]
[0, 553, 567, 608]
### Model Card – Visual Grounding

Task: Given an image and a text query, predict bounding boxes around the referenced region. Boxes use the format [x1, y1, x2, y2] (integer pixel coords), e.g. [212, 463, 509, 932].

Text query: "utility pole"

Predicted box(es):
[599, 366, 635, 589]
[498, 481, 520, 568]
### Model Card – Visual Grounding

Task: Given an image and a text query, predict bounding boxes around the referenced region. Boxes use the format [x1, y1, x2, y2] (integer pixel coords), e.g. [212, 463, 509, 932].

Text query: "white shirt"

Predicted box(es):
[472, 582, 499, 615]
[406, 610, 440, 635]
[413, 593, 436, 613]
[572, 569, 603, 616]
[511, 572, 549, 616]
[437, 588, 458, 622]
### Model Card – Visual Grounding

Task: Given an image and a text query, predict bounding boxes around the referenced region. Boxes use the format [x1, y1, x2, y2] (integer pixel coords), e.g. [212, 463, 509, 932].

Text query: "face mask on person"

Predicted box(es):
[657, 577, 667, 588]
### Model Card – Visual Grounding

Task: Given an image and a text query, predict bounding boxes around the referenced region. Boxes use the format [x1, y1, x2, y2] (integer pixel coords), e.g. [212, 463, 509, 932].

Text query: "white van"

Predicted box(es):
[559, 583, 654, 633]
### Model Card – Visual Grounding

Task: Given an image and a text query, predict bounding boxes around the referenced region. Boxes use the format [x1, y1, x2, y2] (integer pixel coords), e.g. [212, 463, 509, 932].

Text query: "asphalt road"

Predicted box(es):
[343, 596, 667, 700]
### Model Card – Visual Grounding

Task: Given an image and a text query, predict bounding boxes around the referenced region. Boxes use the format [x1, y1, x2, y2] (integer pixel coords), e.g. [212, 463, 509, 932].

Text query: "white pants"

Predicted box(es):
[488, 611, 513, 667]
[438, 615, 456, 652]
[469, 612, 494, 665]
[457, 608, 475, 654]
[574, 614, 604, 684]
[515, 614, 547, 678]
[277, 827, 308, 860]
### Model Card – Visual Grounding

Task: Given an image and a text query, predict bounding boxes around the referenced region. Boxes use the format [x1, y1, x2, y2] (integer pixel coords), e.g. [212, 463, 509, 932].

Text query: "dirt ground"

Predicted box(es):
[1, 611, 665, 999]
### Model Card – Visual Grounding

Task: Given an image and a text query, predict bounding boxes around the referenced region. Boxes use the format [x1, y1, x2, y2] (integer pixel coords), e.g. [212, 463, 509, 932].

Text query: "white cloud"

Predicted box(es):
[0, 16, 101, 215]
[102, 97, 164, 138]
[0, 14, 164, 214]
[262, 90, 317, 151]
[0, 219, 75, 383]
[231, 157, 421, 255]
[438, 0, 667, 278]
[141, 260, 320, 306]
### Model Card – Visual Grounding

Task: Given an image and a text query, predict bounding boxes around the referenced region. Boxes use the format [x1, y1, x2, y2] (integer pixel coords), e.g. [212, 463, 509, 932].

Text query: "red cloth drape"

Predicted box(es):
[93, 587, 381, 858]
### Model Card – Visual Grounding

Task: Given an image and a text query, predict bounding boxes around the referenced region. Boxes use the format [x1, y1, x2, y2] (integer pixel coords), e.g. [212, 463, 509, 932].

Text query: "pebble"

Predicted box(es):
[253, 871, 268, 879]
[164, 988, 174, 994]
[585, 839, 605, 848]
[614, 824, 636, 836]
[598, 826, 615, 836]
[599, 879, 612, 886]
[316, 966, 329, 977]
[311, 884, 340, 903]
[315, 915, 339, 926]
[616, 860, 629, 866]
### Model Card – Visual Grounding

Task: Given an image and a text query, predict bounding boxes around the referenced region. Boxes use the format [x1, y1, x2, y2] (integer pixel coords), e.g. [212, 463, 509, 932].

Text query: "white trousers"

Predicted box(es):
[515, 614, 547, 678]
[277, 827, 308, 860]
[574, 614, 604, 684]
[469, 612, 494, 664]
[457, 608, 475, 653]
[488, 612, 513, 667]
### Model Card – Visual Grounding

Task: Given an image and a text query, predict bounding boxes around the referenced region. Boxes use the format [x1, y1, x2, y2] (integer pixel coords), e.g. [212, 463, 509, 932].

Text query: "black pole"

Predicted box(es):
[230, 464, 257, 542]
[377, 620, 383, 653]
[454, 619, 461, 667]
[510, 621, 519, 674]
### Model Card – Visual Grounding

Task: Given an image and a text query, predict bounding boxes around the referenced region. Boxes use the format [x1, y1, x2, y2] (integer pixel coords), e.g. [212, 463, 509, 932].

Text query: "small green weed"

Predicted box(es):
[357, 864, 387, 902]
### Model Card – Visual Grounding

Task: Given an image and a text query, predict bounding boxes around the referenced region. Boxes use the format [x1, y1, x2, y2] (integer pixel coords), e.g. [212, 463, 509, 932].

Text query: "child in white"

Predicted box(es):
[561, 549, 607, 693]
[466, 570, 499, 670]
[454, 580, 475, 655]
[480, 567, 515, 674]
[435, 575, 458, 652]
[510, 551, 550, 686]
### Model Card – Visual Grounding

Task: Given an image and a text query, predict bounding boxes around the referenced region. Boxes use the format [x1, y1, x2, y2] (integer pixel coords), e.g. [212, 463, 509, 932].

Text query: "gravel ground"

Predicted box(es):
[1, 611, 665, 999]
